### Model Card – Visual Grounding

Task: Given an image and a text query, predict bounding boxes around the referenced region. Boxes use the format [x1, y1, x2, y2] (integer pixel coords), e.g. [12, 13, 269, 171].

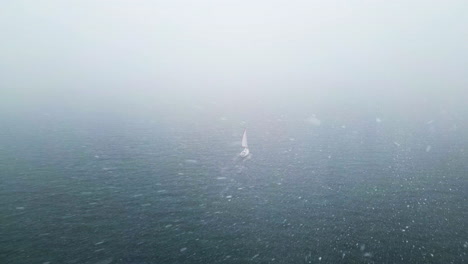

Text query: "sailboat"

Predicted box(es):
[239, 129, 250, 157]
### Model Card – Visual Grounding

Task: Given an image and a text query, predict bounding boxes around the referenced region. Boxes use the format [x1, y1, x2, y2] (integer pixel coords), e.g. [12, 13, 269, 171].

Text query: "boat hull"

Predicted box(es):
[239, 148, 250, 158]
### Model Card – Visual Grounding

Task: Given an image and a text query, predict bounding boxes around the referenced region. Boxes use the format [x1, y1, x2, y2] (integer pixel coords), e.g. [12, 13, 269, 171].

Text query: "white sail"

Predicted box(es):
[241, 130, 248, 148]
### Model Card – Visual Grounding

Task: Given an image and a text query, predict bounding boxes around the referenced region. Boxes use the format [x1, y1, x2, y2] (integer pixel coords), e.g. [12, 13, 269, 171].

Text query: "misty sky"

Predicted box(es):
[1, 0, 467, 113]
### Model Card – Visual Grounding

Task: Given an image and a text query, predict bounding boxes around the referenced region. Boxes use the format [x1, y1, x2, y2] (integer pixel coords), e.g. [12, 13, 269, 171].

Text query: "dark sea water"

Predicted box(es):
[1, 107, 467, 264]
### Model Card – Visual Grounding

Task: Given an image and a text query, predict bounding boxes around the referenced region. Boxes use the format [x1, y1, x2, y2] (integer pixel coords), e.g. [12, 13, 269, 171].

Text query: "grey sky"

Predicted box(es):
[1, 0, 467, 111]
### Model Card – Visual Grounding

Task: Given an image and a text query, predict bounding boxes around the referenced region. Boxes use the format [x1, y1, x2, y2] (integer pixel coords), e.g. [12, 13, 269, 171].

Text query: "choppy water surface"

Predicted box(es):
[1, 111, 467, 264]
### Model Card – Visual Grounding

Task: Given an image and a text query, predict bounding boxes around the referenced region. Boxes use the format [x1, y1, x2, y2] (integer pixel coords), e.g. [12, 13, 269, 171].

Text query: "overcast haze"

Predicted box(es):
[2, 2, 468, 263]
[1, 0, 467, 115]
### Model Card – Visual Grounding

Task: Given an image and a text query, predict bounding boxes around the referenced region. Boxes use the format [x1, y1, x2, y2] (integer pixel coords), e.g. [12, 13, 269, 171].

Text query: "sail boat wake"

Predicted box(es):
[239, 129, 250, 158]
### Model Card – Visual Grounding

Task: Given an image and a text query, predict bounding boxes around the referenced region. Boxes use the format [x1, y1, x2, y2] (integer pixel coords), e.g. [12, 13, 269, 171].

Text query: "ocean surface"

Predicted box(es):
[1, 107, 467, 264]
